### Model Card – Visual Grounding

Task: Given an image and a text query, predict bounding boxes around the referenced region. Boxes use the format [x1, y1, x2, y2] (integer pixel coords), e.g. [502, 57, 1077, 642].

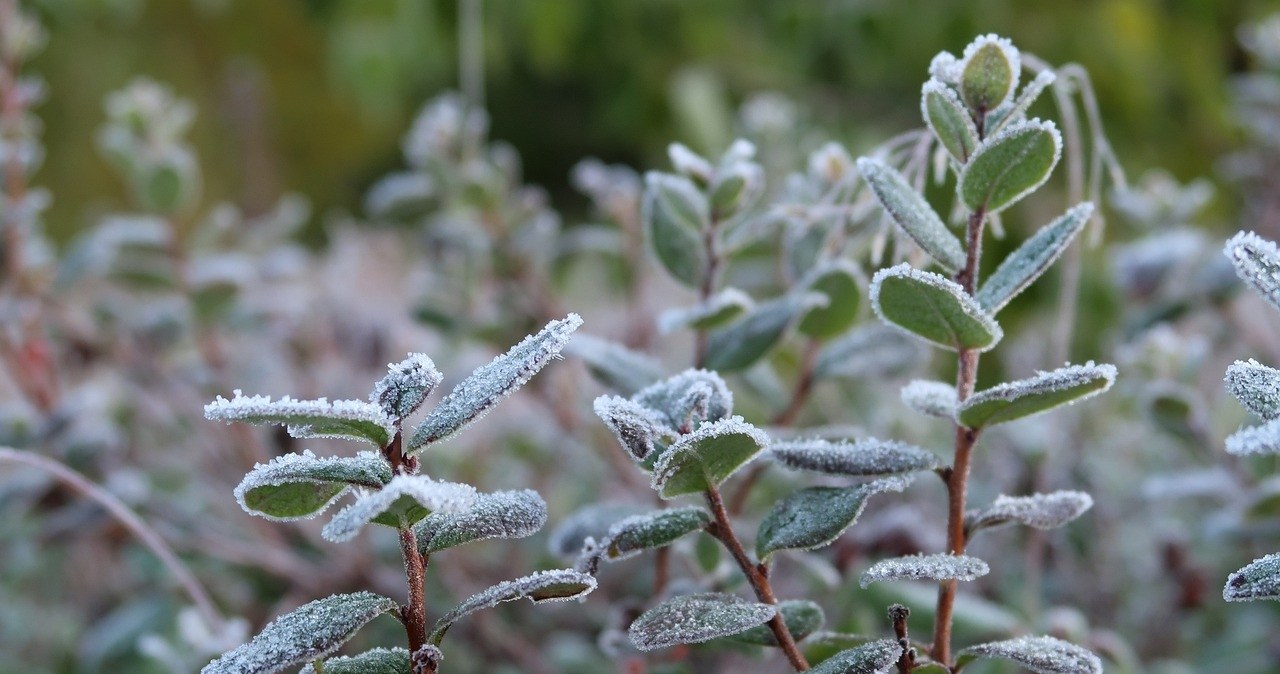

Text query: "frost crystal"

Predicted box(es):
[298, 647, 408, 674]
[1225, 417, 1280, 456]
[408, 313, 582, 451]
[957, 362, 1116, 428]
[967, 491, 1093, 533]
[594, 395, 673, 460]
[976, 203, 1093, 313]
[1225, 231, 1280, 311]
[808, 639, 902, 674]
[1225, 359, 1280, 420]
[1224, 552, 1280, 602]
[770, 438, 938, 477]
[234, 450, 391, 522]
[321, 475, 477, 542]
[859, 553, 989, 588]
[414, 489, 547, 554]
[429, 569, 597, 644]
[369, 353, 443, 419]
[204, 391, 395, 448]
[633, 369, 734, 431]
[900, 380, 958, 418]
[628, 593, 777, 651]
[959, 635, 1102, 674]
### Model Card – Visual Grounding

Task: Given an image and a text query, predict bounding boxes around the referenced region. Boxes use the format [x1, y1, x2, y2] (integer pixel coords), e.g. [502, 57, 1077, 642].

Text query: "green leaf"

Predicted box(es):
[771, 438, 938, 477]
[603, 506, 711, 560]
[703, 294, 824, 371]
[1225, 231, 1280, 312]
[201, 592, 398, 674]
[956, 362, 1116, 429]
[205, 392, 394, 449]
[300, 648, 409, 674]
[369, 353, 443, 420]
[651, 416, 768, 498]
[956, 636, 1102, 674]
[976, 203, 1093, 313]
[321, 475, 477, 542]
[659, 287, 754, 333]
[856, 158, 965, 272]
[563, 333, 663, 396]
[900, 380, 958, 419]
[860, 553, 990, 588]
[633, 368, 734, 432]
[966, 491, 1093, 534]
[594, 395, 674, 461]
[727, 600, 824, 646]
[644, 172, 708, 286]
[234, 451, 391, 522]
[1226, 358, 1280, 420]
[870, 264, 1001, 352]
[808, 640, 903, 674]
[628, 593, 777, 651]
[415, 489, 547, 554]
[429, 569, 596, 645]
[799, 262, 862, 339]
[959, 35, 1019, 114]
[958, 119, 1061, 214]
[922, 80, 978, 163]
[756, 477, 911, 559]
[1224, 552, 1280, 602]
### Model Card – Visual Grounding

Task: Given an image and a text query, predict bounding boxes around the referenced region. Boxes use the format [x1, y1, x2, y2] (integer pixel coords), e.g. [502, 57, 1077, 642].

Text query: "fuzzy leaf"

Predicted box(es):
[321, 475, 476, 542]
[659, 287, 755, 334]
[976, 203, 1093, 313]
[234, 451, 391, 522]
[967, 491, 1094, 534]
[628, 593, 777, 651]
[1225, 359, 1280, 420]
[771, 438, 938, 477]
[594, 395, 674, 461]
[429, 569, 597, 645]
[857, 158, 965, 272]
[633, 369, 734, 432]
[959, 35, 1020, 114]
[815, 325, 920, 380]
[1226, 418, 1280, 456]
[205, 391, 394, 448]
[547, 503, 647, 558]
[870, 264, 1002, 352]
[922, 79, 978, 163]
[651, 416, 769, 498]
[414, 489, 547, 554]
[409, 314, 582, 451]
[603, 506, 710, 560]
[757, 477, 912, 559]
[900, 380, 958, 418]
[299, 648, 409, 674]
[957, 362, 1116, 428]
[1224, 552, 1280, 602]
[808, 639, 903, 674]
[958, 119, 1061, 214]
[956, 636, 1102, 674]
[563, 333, 663, 396]
[369, 353, 443, 419]
[1226, 230, 1280, 311]
[860, 553, 990, 588]
[201, 592, 398, 674]
[644, 172, 707, 287]
[727, 600, 824, 646]
[704, 294, 824, 371]
[799, 262, 862, 339]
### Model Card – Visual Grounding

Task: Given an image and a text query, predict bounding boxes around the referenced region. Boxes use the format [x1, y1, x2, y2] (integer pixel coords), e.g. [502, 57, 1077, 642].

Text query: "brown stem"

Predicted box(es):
[890, 604, 915, 673]
[693, 213, 723, 368]
[399, 529, 428, 658]
[704, 484, 809, 671]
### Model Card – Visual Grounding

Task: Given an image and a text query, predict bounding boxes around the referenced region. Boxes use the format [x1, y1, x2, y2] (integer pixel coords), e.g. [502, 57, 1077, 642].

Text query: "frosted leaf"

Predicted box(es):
[628, 593, 777, 651]
[958, 34, 1021, 114]
[976, 203, 1093, 314]
[299, 647, 409, 674]
[563, 333, 663, 396]
[967, 491, 1093, 534]
[644, 171, 709, 287]
[547, 503, 647, 558]
[321, 475, 477, 542]
[771, 438, 938, 477]
[651, 416, 769, 498]
[668, 142, 714, 183]
[408, 314, 582, 451]
[958, 119, 1061, 215]
[921, 79, 979, 164]
[234, 450, 391, 522]
[369, 353, 443, 420]
[205, 391, 394, 448]
[815, 325, 921, 380]
[594, 395, 674, 461]
[957, 362, 1116, 429]
[901, 380, 957, 418]
[1224, 417, 1280, 456]
[798, 261, 863, 339]
[757, 477, 913, 559]
[727, 600, 824, 646]
[633, 369, 734, 431]
[1225, 359, 1280, 420]
[857, 157, 965, 272]
[703, 294, 827, 372]
[602, 506, 710, 561]
[658, 287, 755, 334]
[808, 639, 903, 674]
[414, 489, 547, 554]
[1224, 231, 1280, 312]
[1224, 552, 1280, 601]
[200, 592, 397, 674]
[428, 569, 596, 644]
[870, 264, 1002, 352]
[957, 635, 1103, 674]
[859, 553, 990, 588]
[929, 51, 961, 85]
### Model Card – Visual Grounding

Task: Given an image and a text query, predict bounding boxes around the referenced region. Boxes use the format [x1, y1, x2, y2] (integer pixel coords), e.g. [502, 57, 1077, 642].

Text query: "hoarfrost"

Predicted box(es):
[369, 353, 443, 419]
[967, 491, 1093, 533]
[233, 450, 391, 522]
[1224, 552, 1280, 601]
[415, 489, 547, 554]
[757, 477, 913, 558]
[204, 391, 395, 448]
[857, 157, 966, 272]
[807, 638, 902, 674]
[602, 506, 710, 560]
[1225, 358, 1280, 420]
[298, 647, 408, 674]
[959, 635, 1103, 674]
[976, 203, 1092, 313]
[869, 264, 1004, 352]
[633, 369, 734, 431]
[900, 380, 957, 418]
[859, 553, 989, 588]
[628, 593, 777, 651]
[594, 395, 674, 460]
[957, 362, 1116, 428]
[1224, 231, 1280, 311]
[429, 569, 597, 644]
[651, 415, 769, 497]
[321, 475, 477, 542]
[1225, 417, 1280, 456]
[771, 437, 938, 476]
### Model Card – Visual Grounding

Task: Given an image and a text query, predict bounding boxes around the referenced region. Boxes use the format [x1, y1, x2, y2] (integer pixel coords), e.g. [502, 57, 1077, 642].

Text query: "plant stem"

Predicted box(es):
[704, 483, 809, 671]
[399, 528, 429, 658]
[693, 213, 723, 368]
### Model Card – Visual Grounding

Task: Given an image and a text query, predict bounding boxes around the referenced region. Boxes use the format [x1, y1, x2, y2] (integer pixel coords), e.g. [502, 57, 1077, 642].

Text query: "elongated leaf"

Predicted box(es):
[415, 489, 546, 554]
[658, 287, 755, 334]
[644, 172, 707, 286]
[547, 503, 647, 558]
[429, 569, 597, 644]
[956, 636, 1102, 674]
[652, 416, 769, 498]
[704, 294, 824, 371]
[300, 648, 409, 674]
[1225, 358, 1280, 420]
[1225, 231, 1280, 311]
[205, 391, 394, 448]
[1226, 417, 1280, 456]
[563, 333, 663, 396]
[922, 79, 978, 163]
[771, 438, 938, 477]
[808, 640, 903, 674]
[234, 451, 391, 521]
[958, 119, 1061, 214]
[628, 593, 777, 651]
[409, 314, 582, 451]
[976, 203, 1093, 313]
[201, 592, 398, 674]
[799, 262, 862, 339]
[957, 362, 1116, 428]
[857, 158, 965, 272]
[727, 600, 824, 646]
[633, 369, 734, 432]
[603, 506, 710, 560]
[900, 380, 958, 418]
[757, 477, 912, 559]
[860, 553, 989, 588]
[959, 34, 1020, 114]
[815, 325, 920, 380]
[321, 475, 477, 542]
[966, 491, 1093, 534]
[594, 395, 674, 461]
[1224, 552, 1280, 602]
[870, 264, 1002, 352]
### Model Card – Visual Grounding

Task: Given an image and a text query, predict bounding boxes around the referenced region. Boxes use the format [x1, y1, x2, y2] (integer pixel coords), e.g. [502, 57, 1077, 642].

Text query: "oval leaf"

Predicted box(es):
[651, 416, 769, 498]
[771, 438, 938, 477]
[604, 506, 711, 560]
[808, 639, 903, 674]
[727, 600, 824, 646]
[415, 489, 547, 554]
[860, 553, 989, 588]
[644, 172, 708, 287]
[1224, 552, 1280, 602]
[704, 294, 824, 372]
[870, 264, 1002, 352]
[429, 569, 597, 645]
[300, 648, 409, 674]
[369, 353, 443, 420]
[234, 451, 391, 521]
[857, 158, 965, 272]
[628, 593, 777, 651]
[957, 362, 1116, 429]
[966, 491, 1094, 534]
[321, 475, 477, 542]
[757, 477, 912, 559]
[659, 287, 755, 334]
[563, 333, 663, 396]
[922, 79, 978, 163]
[205, 391, 394, 448]
[799, 262, 863, 339]
[201, 592, 398, 674]
[957, 635, 1102, 674]
[976, 203, 1093, 313]
[1225, 358, 1280, 420]
[958, 119, 1061, 214]
[959, 35, 1019, 114]
[900, 380, 958, 419]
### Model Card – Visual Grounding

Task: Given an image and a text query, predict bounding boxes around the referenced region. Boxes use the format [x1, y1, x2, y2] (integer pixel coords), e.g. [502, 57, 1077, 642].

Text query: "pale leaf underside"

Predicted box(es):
[859, 553, 990, 588]
[957, 635, 1103, 674]
[628, 593, 777, 651]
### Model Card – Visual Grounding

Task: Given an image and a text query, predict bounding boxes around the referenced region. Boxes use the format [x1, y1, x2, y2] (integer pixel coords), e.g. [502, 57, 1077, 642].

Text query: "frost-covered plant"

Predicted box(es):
[200, 315, 596, 674]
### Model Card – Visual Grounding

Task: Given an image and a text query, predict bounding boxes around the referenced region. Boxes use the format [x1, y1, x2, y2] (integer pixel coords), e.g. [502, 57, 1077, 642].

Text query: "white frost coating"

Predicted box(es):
[415, 489, 548, 553]
[770, 437, 938, 476]
[960, 118, 1062, 213]
[1224, 552, 1280, 602]
[657, 287, 755, 334]
[859, 553, 989, 588]
[408, 313, 582, 450]
[298, 647, 409, 674]
[901, 380, 958, 418]
[959, 33, 1022, 109]
[633, 369, 734, 431]
[808, 638, 902, 674]
[960, 635, 1102, 674]
[1225, 358, 1280, 420]
[369, 352, 443, 419]
[958, 362, 1117, 422]
[204, 390, 395, 447]
[651, 415, 770, 495]
[977, 203, 1093, 313]
[430, 569, 597, 643]
[321, 475, 477, 542]
[628, 593, 777, 651]
[928, 51, 961, 84]
[869, 264, 1004, 352]
[920, 79, 978, 161]
[857, 157, 965, 272]
[967, 491, 1094, 533]
[594, 395, 673, 460]
[1225, 417, 1280, 456]
[233, 450, 391, 522]
[1225, 231, 1280, 311]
